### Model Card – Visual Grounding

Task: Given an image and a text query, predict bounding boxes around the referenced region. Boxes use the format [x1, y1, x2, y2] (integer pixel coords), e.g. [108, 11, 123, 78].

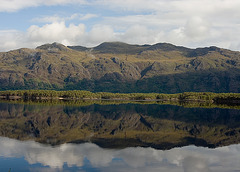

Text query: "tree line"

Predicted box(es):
[0, 90, 240, 104]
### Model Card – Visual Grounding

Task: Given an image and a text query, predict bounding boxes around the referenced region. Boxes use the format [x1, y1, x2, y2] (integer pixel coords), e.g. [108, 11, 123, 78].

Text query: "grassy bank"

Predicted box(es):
[0, 90, 240, 104]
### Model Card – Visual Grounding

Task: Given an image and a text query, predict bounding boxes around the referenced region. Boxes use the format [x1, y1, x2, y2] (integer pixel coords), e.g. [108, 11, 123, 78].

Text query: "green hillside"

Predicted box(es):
[0, 42, 240, 93]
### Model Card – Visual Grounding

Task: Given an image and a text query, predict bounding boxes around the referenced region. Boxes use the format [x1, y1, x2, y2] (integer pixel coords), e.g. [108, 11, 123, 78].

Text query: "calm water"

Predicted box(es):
[1, 136, 240, 172]
[0, 101, 240, 171]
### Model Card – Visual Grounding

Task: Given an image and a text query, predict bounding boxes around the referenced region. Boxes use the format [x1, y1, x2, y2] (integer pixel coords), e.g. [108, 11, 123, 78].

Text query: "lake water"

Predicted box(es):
[0, 101, 240, 172]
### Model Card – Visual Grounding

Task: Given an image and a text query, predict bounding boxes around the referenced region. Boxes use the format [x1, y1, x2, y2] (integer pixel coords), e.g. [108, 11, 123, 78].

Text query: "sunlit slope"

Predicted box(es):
[0, 42, 240, 93]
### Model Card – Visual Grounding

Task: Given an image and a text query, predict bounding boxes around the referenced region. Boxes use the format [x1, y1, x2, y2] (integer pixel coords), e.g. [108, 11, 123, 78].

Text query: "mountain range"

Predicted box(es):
[0, 42, 240, 93]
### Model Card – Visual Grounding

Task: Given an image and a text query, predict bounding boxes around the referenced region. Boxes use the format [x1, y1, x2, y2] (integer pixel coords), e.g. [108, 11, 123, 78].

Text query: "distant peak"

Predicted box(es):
[93, 41, 150, 54]
[147, 43, 191, 52]
[96, 42, 130, 47]
[36, 42, 70, 52]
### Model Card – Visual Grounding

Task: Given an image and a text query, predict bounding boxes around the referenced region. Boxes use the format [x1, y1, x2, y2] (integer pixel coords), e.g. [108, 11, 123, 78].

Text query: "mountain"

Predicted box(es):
[0, 41, 240, 93]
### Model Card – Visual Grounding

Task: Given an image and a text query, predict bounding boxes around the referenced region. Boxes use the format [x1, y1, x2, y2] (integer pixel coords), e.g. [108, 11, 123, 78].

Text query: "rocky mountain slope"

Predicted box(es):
[0, 42, 240, 93]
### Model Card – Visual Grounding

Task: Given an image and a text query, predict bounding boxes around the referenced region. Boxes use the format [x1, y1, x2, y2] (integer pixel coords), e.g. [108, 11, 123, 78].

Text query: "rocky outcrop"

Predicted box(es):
[0, 42, 240, 93]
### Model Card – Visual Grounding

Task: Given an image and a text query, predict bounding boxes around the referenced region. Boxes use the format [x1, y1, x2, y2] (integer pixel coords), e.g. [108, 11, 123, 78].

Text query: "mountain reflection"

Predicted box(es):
[0, 136, 240, 172]
[0, 101, 240, 149]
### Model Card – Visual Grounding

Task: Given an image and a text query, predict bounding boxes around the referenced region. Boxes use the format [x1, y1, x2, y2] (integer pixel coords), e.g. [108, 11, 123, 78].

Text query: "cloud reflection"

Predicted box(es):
[0, 137, 239, 172]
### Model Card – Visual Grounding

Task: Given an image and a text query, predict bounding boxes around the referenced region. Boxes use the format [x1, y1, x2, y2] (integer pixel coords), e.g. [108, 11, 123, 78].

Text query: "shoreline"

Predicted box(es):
[0, 96, 214, 102]
[0, 90, 240, 105]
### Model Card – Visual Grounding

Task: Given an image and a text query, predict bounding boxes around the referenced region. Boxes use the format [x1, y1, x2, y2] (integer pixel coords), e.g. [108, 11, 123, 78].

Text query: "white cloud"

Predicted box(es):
[119, 25, 161, 45]
[184, 16, 210, 39]
[0, 30, 25, 51]
[32, 15, 64, 23]
[0, 137, 240, 171]
[0, 17, 240, 52]
[182, 156, 210, 172]
[0, 22, 115, 51]
[94, 0, 169, 12]
[80, 13, 98, 20]
[0, 0, 39, 12]
[94, 0, 240, 20]
[1, 0, 240, 51]
[27, 22, 85, 46]
[87, 25, 115, 45]
[171, 0, 240, 18]
[32, 13, 99, 23]
[3, 0, 239, 16]
[0, 0, 88, 12]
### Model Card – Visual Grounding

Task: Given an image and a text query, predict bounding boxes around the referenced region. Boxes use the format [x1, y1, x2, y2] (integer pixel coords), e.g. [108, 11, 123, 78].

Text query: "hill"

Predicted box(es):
[0, 42, 240, 93]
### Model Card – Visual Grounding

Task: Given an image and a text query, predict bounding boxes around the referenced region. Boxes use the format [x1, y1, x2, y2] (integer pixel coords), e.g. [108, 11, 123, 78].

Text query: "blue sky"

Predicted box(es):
[0, 0, 240, 52]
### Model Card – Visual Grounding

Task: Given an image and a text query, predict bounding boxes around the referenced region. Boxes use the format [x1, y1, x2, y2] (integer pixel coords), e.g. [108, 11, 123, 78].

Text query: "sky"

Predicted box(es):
[0, 0, 240, 52]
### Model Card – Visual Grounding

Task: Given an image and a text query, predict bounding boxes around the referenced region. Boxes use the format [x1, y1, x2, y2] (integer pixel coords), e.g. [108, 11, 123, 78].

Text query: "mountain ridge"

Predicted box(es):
[0, 42, 240, 93]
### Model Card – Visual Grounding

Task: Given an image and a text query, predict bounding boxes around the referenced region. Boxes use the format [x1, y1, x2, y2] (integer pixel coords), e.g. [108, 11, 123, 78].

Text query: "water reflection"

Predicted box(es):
[0, 101, 240, 149]
[0, 136, 240, 172]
